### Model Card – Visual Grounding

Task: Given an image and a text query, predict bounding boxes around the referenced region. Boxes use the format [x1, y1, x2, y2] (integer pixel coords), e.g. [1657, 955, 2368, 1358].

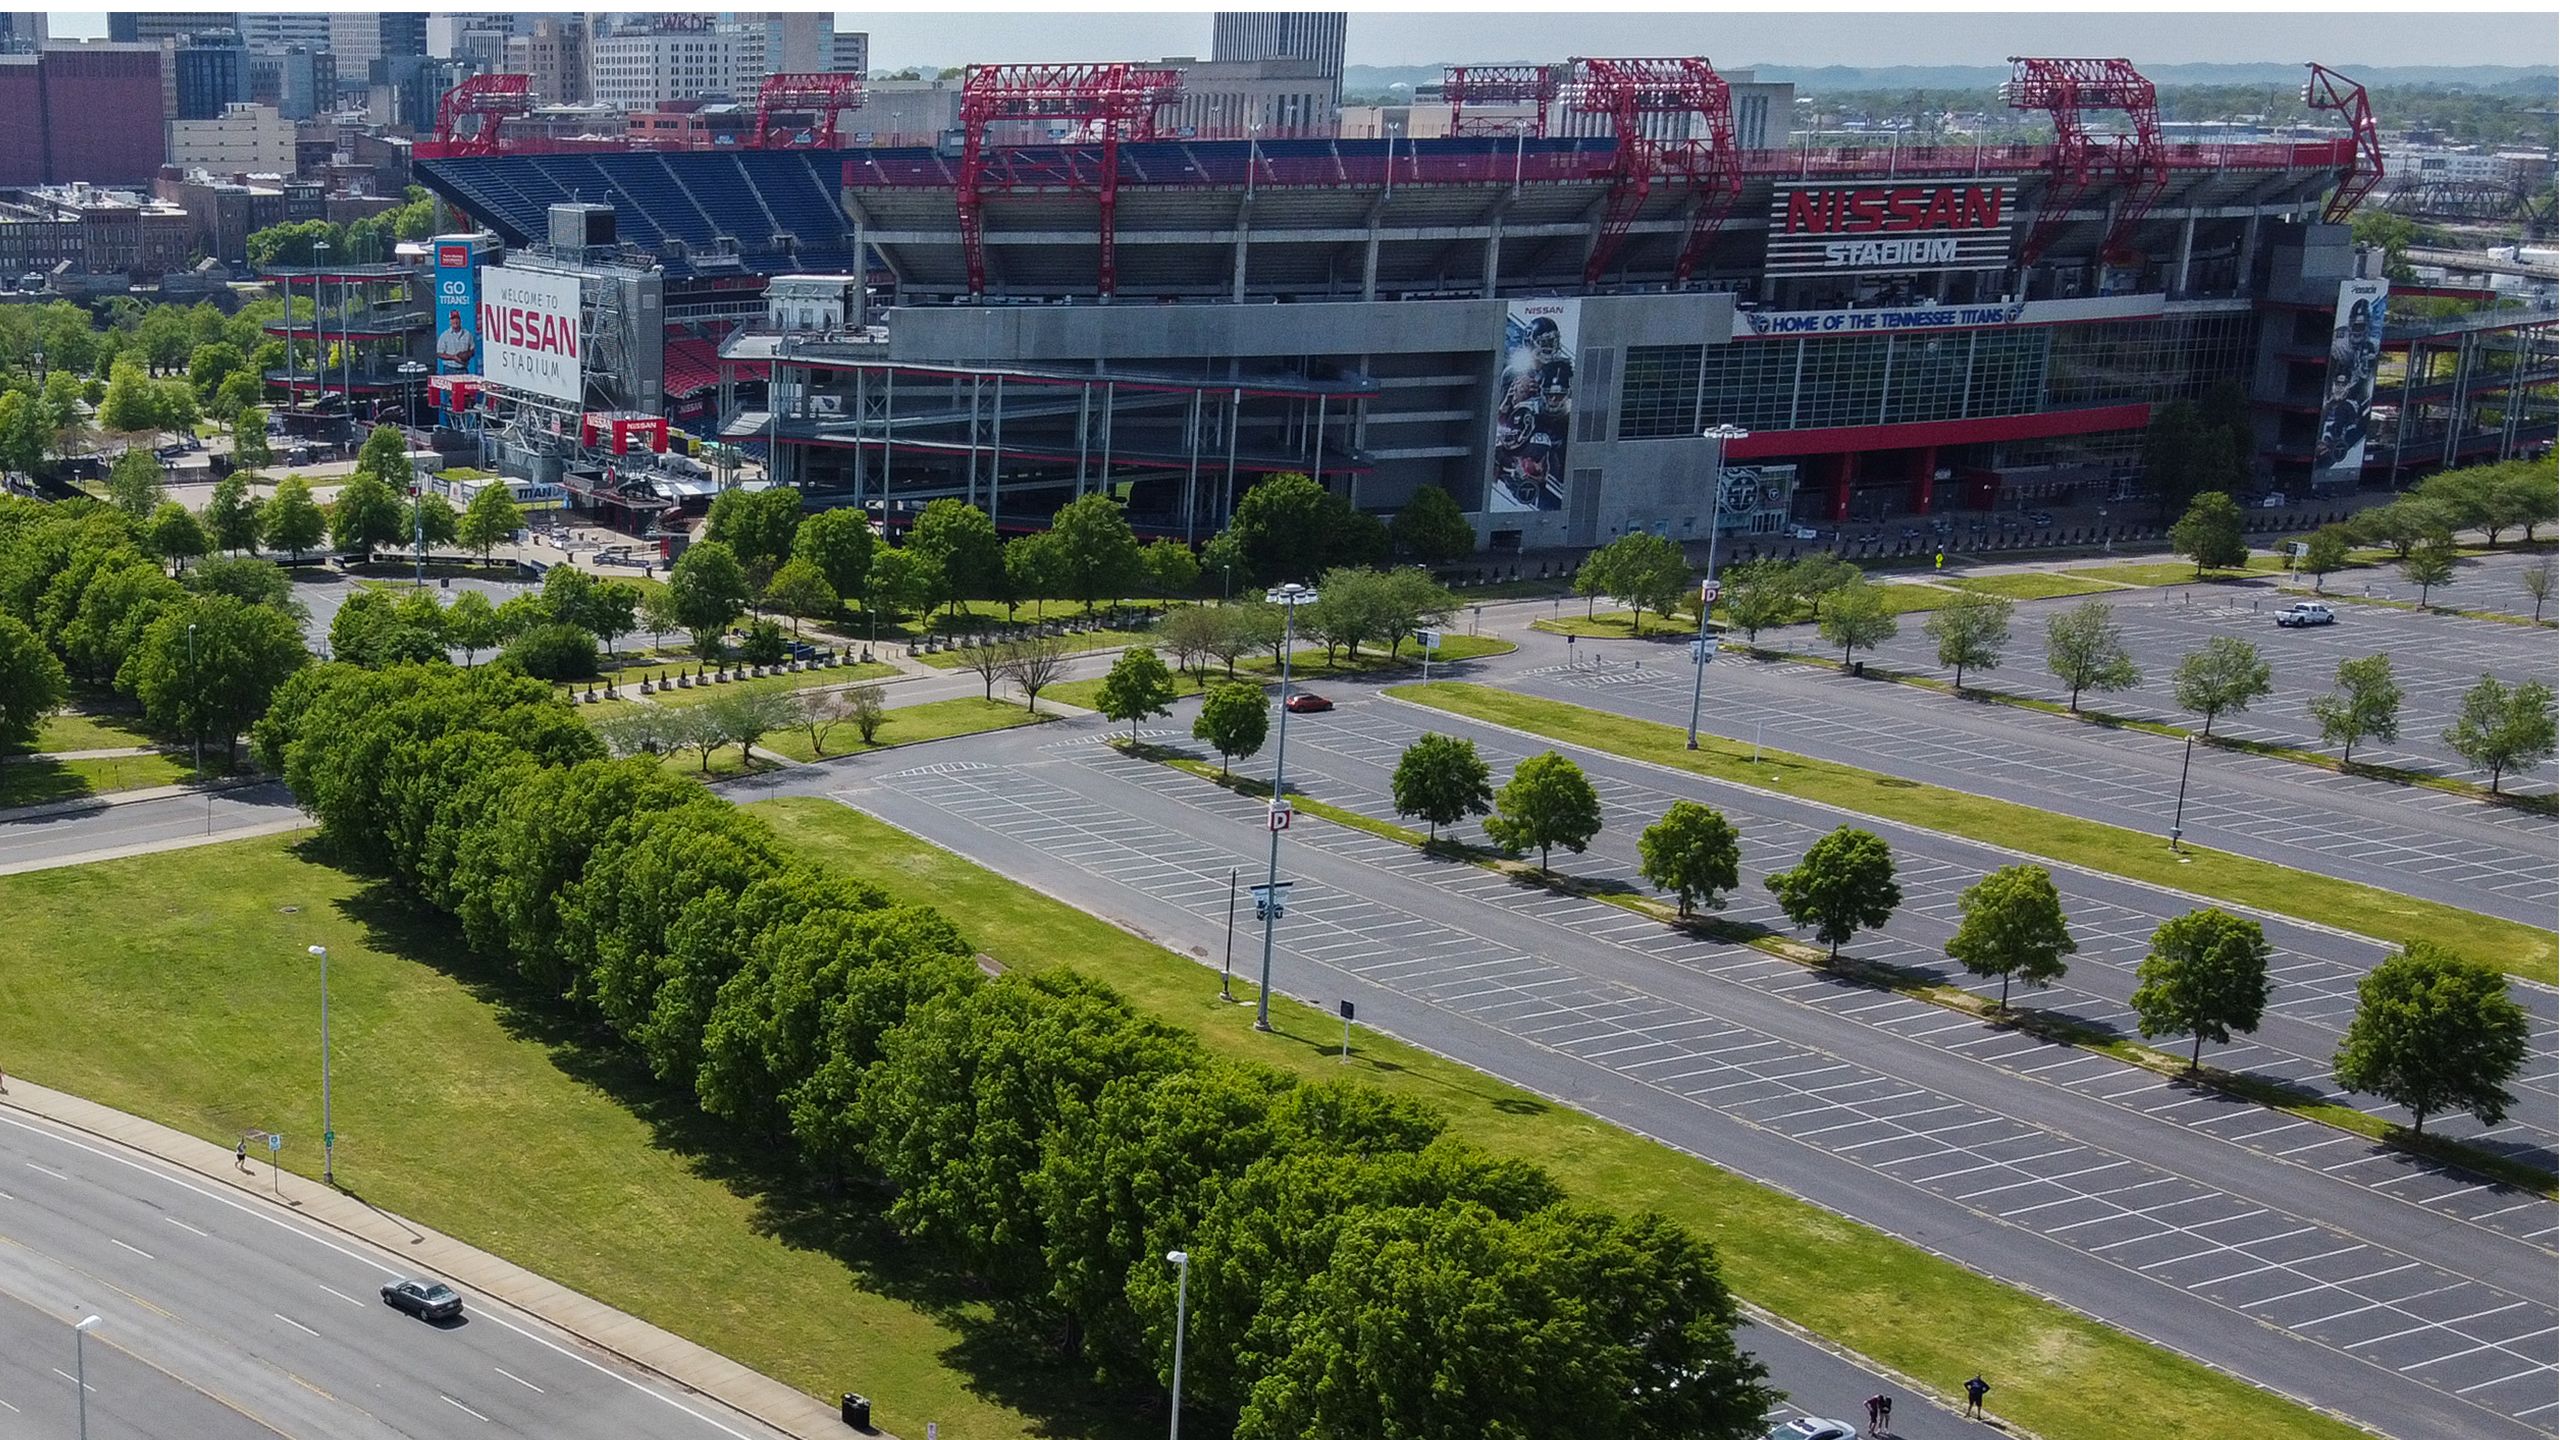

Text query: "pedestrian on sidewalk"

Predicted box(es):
[0, 1063, 8, 1093]
[1964, 1374, 1989, 1419]
[236, 1138, 249, 1172]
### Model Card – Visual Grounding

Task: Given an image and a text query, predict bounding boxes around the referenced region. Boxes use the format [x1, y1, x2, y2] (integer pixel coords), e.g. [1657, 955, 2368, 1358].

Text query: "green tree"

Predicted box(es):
[1717, 559, 1798, 643]
[499, 621, 600, 680]
[705, 485, 804, 586]
[121, 594, 307, 763]
[230, 409, 273, 471]
[763, 557, 839, 635]
[329, 471, 406, 558]
[2297, 525, 2352, 592]
[2129, 908, 2272, 1070]
[145, 501, 209, 570]
[1376, 566, 1459, 658]
[1389, 732, 1493, 840]
[1637, 801, 1741, 919]
[1389, 482, 1475, 564]
[1483, 750, 1602, 872]
[206, 473, 259, 556]
[184, 342, 246, 404]
[669, 540, 752, 654]
[105, 446, 165, 521]
[907, 498, 1001, 611]
[1050, 493, 1145, 612]
[2168, 490, 2248, 575]
[1787, 553, 1859, 620]
[1222, 471, 1363, 585]
[211, 370, 262, 429]
[2522, 558, 2554, 623]
[2045, 600, 2140, 712]
[998, 633, 1070, 711]
[2399, 534, 2457, 608]
[0, 611, 66, 749]
[1816, 578, 1897, 665]
[2351, 209, 2420, 280]
[701, 686, 798, 767]
[185, 556, 293, 612]
[863, 547, 932, 628]
[2332, 942, 2531, 1136]
[444, 588, 499, 665]
[259, 474, 326, 561]
[61, 553, 182, 685]
[408, 492, 459, 551]
[97, 361, 161, 436]
[1945, 864, 2075, 1010]
[2353, 497, 2449, 559]
[2170, 635, 2273, 736]
[1003, 530, 1065, 618]
[1191, 680, 1268, 775]
[1923, 590, 2012, 691]
[792, 506, 876, 602]
[1764, 826, 1901, 962]
[589, 581, 642, 658]
[1571, 541, 1618, 619]
[2500, 462, 2556, 543]
[1094, 645, 1177, 743]
[0, 389, 46, 475]
[1593, 531, 1692, 624]
[2441, 675, 2557, 794]
[456, 483, 523, 562]
[2413, 465, 2496, 536]
[1142, 538, 1201, 599]
[2307, 654, 2401, 766]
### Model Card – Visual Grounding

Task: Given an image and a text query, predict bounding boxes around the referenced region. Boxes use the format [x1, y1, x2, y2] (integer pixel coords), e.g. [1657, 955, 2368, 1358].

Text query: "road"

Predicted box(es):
[0, 1107, 792, 1440]
[748, 705, 2559, 1440]
[0, 783, 308, 874]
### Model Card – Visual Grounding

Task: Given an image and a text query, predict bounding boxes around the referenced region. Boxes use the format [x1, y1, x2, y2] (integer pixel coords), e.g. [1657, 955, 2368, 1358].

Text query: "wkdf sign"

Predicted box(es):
[1765, 180, 2015, 275]
[478, 266, 584, 403]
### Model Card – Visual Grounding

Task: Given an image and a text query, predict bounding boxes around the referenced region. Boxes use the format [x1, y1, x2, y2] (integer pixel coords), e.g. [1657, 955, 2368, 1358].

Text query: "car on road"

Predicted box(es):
[1786, 524, 1821, 541]
[1763, 1418, 1857, 1440]
[2027, 510, 2055, 527]
[1282, 692, 1333, 714]
[2275, 601, 2336, 628]
[381, 1278, 464, 1321]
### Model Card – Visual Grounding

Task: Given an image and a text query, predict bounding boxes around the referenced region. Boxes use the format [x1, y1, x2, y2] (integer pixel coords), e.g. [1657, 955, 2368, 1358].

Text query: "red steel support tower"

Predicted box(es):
[433, 73, 533, 159]
[1442, 64, 1561, 138]
[1565, 57, 1742, 287]
[956, 62, 1184, 301]
[2301, 63, 2384, 224]
[753, 72, 867, 150]
[2001, 56, 2168, 265]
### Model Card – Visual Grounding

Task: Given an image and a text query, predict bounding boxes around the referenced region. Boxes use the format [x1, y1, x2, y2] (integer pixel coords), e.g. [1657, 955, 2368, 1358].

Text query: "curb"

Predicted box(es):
[0, 775, 273, 826]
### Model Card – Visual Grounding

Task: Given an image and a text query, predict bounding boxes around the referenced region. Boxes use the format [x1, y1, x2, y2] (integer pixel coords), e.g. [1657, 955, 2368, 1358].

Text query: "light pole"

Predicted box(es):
[1255, 581, 1316, 1032]
[311, 241, 331, 422]
[2169, 734, 2194, 854]
[307, 944, 333, 1184]
[1511, 120, 1528, 187]
[186, 622, 199, 778]
[1686, 423, 1750, 749]
[1164, 1250, 1191, 1440]
[398, 359, 426, 432]
[1221, 867, 1237, 1001]
[74, 1314, 101, 1440]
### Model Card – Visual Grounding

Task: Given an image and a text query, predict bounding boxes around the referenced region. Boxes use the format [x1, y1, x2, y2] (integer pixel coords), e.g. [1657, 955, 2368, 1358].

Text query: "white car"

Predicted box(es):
[2274, 601, 2336, 628]
[1765, 1418, 1858, 1440]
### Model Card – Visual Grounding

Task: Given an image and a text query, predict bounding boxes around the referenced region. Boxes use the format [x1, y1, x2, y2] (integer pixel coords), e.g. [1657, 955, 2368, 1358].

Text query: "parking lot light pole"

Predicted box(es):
[2169, 734, 2195, 854]
[1688, 424, 1750, 749]
[1255, 581, 1316, 1032]
[307, 945, 333, 1183]
[74, 1314, 101, 1440]
[1165, 1250, 1191, 1440]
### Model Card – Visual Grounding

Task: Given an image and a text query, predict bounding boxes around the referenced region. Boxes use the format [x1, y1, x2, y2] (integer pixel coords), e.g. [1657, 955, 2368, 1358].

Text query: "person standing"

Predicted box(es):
[1964, 1374, 1989, 1419]
[235, 1138, 250, 1172]
[1866, 1392, 1892, 1434]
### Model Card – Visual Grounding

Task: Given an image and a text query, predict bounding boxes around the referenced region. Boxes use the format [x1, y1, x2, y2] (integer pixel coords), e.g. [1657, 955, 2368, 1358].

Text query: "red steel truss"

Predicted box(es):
[753, 72, 867, 150]
[956, 62, 1185, 299]
[2301, 63, 2385, 224]
[1564, 57, 1742, 286]
[1442, 64, 1562, 138]
[433, 73, 533, 159]
[2000, 56, 2168, 265]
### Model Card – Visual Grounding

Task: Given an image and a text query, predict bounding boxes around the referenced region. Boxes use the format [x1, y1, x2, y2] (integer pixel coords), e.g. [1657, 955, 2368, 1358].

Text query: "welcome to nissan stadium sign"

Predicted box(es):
[1764, 180, 2016, 275]
[477, 265, 584, 405]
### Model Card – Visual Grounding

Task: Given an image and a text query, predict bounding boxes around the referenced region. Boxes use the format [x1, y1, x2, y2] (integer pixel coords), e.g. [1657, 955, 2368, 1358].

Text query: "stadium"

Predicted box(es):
[411, 57, 2557, 552]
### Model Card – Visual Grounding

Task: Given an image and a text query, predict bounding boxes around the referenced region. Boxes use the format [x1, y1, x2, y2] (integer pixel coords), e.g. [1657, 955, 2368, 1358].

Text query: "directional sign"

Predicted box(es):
[1692, 637, 1721, 665]
[1338, 1000, 1355, 1021]
[1267, 801, 1293, 832]
[1700, 579, 1722, 605]
[1417, 629, 1442, 653]
[267, 1133, 282, 1153]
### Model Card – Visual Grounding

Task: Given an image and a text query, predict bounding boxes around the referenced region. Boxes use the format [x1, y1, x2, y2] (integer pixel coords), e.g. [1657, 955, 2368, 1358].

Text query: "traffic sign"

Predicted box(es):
[267, 1133, 282, 1153]
[1338, 1000, 1355, 1021]
[1267, 800, 1293, 832]
[1700, 579, 1722, 604]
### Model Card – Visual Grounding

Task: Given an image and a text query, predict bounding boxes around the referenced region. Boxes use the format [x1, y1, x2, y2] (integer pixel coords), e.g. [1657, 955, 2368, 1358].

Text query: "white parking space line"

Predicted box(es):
[273, 1312, 320, 1337]
[442, 1394, 493, 1422]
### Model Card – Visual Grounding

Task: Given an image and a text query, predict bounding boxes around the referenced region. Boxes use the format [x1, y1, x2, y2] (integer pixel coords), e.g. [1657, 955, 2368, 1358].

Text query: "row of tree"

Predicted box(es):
[250, 662, 1777, 1439]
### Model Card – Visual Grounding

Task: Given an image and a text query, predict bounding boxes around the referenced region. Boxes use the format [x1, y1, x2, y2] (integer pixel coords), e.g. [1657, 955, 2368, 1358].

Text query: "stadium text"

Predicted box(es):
[1783, 185, 2007, 235]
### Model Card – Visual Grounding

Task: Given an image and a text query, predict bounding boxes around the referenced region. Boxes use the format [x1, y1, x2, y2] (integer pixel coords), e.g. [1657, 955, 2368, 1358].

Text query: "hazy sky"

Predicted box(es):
[43, 8, 2558, 71]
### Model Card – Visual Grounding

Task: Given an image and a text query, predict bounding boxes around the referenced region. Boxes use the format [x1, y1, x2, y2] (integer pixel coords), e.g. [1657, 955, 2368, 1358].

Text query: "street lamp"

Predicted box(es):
[398, 359, 427, 432]
[307, 944, 333, 1184]
[1510, 119, 1529, 188]
[1165, 1250, 1191, 1440]
[1686, 423, 1750, 749]
[311, 240, 331, 422]
[1254, 580, 1317, 1032]
[186, 622, 200, 779]
[74, 1314, 101, 1440]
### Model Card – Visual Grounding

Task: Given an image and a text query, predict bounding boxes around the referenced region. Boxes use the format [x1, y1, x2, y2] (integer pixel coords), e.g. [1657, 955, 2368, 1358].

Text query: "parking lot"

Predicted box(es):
[2331, 547, 2560, 621]
[1501, 652, 2558, 927]
[827, 711, 2558, 1440]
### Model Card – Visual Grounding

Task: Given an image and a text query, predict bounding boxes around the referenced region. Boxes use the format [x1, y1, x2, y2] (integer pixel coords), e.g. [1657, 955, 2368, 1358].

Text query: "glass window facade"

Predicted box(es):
[1618, 345, 1703, 439]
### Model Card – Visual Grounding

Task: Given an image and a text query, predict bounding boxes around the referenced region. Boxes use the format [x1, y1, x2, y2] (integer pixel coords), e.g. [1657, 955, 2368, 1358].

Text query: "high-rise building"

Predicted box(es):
[0, 43, 168, 186]
[167, 100, 295, 172]
[506, 18, 591, 106]
[246, 44, 333, 120]
[591, 16, 759, 109]
[171, 28, 250, 121]
[426, 12, 518, 59]
[109, 13, 236, 45]
[1210, 12, 1346, 108]
[830, 30, 867, 77]
[235, 13, 331, 51]
[0, 13, 48, 52]
[329, 13, 426, 72]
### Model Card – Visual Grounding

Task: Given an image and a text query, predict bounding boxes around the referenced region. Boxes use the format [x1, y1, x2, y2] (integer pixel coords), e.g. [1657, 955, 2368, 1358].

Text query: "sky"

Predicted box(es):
[41, 6, 2559, 71]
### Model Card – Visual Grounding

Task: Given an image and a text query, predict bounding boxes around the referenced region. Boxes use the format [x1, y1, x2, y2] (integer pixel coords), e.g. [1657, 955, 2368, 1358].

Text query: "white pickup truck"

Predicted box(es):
[2274, 601, 2336, 628]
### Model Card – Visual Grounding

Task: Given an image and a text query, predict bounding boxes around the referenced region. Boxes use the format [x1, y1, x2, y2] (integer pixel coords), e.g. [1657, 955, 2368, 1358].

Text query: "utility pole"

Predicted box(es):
[1255, 582, 1316, 1032]
[1687, 423, 1750, 748]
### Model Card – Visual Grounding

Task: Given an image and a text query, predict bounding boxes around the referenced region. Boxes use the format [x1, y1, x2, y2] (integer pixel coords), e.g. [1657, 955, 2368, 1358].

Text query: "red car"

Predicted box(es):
[1283, 692, 1334, 714]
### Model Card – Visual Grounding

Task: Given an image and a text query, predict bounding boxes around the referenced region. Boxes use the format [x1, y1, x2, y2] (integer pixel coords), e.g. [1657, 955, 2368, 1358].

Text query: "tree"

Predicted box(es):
[97, 361, 161, 437]
[639, 587, 682, 654]
[1571, 543, 1618, 619]
[145, 502, 209, 570]
[739, 618, 789, 665]
[1156, 604, 1219, 679]
[0, 611, 66, 750]
[763, 557, 839, 636]
[538, 562, 599, 630]
[229, 409, 272, 471]
[1787, 553, 1858, 620]
[2353, 497, 2449, 559]
[1142, 538, 1200, 599]
[2129, 908, 2272, 1070]
[669, 540, 752, 655]
[1223, 471, 1358, 585]
[2441, 675, 2557, 794]
[499, 621, 599, 680]
[2523, 558, 2555, 623]
[1094, 645, 1177, 742]
[203, 473, 259, 556]
[0, 389, 48, 475]
[1304, 566, 1391, 663]
[1003, 531, 1065, 618]
[1717, 559, 1798, 644]
[2170, 635, 2273, 736]
[210, 370, 262, 429]
[105, 447, 165, 521]
[329, 471, 405, 558]
[907, 499, 1002, 613]
[121, 595, 306, 763]
[1923, 591, 2012, 691]
[1389, 732, 1493, 840]
[1050, 493, 1146, 611]
[1376, 566, 1459, 658]
[1598, 532, 1693, 624]
[1945, 864, 2075, 1010]
[259, 475, 325, 561]
[2502, 462, 2556, 542]
[2307, 654, 2401, 766]
[704, 485, 804, 586]
[1389, 483, 1475, 564]
[408, 492, 459, 551]
[786, 688, 853, 756]
[1483, 750, 1602, 872]
[2045, 600, 2140, 712]
[1637, 801, 1741, 919]
[864, 547, 939, 631]
[2399, 534, 2457, 608]
[2297, 525, 2352, 592]
[845, 682, 887, 744]
[702, 686, 798, 767]
[1815, 578, 1896, 665]
[456, 483, 523, 563]
[2332, 942, 2531, 1136]
[792, 507, 875, 604]
[185, 556, 294, 613]
[1763, 826, 1901, 963]
[445, 589, 499, 666]
[998, 633, 1070, 712]
[2168, 490, 2248, 575]
[1192, 681, 1267, 775]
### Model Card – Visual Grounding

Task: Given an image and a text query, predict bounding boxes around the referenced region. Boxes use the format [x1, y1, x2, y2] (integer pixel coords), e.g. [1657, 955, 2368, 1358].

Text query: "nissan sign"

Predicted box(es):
[1765, 181, 2015, 275]
[477, 266, 583, 404]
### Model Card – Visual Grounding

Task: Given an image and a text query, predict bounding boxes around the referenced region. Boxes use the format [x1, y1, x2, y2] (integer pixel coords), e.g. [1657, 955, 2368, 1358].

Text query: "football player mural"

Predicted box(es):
[2314, 280, 2387, 484]
[1489, 300, 1577, 512]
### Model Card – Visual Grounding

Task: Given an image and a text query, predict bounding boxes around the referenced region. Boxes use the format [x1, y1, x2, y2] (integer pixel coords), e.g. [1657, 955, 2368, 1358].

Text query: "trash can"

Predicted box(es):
[840, 1394, 872, 1430]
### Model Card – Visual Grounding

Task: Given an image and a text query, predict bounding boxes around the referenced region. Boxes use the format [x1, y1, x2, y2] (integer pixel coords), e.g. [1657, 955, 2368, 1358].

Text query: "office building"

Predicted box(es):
[1210, 12, 1346, 109]
[247, 44, 332, 120]
[172, 28, 250, 120]
[167, 101, 295, 172]
[109, 12, 233, 44]
[1164, 56, 1339, 138]
[506, 18, 591, 106]
[591, 16, 759, 110]
[0, 44, 168, 186]
[235, 13, 331, 51]
[330, 13, 426, 73]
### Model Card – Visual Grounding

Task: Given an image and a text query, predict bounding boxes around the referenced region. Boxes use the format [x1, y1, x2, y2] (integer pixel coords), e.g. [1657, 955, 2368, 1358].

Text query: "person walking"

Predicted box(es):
[1964, 1374, 1989, 1419]
[235, 1138, 250, 1172]
[1865, 1392, 1892, 1434]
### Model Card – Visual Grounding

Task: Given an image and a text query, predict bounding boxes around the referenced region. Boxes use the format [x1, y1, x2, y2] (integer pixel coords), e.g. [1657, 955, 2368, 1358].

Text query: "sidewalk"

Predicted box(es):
[0, 1075, 861, 1440]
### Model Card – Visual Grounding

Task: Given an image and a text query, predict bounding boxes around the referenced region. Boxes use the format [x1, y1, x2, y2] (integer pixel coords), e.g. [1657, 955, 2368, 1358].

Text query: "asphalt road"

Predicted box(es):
[0, 783, 309, 874]
[760, 709, 2559, 1440]
[0, 1107, 792, 1440]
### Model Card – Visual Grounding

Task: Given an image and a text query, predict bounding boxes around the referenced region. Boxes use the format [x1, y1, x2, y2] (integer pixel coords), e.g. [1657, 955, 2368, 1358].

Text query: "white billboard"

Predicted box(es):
[477, 265, 584, 404]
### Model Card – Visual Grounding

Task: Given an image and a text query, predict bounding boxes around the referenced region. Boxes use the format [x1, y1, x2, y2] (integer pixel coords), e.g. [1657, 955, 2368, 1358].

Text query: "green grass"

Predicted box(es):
[2058, 558, 2283, 587]
[1946, 572, 2129, 602]
[0, 751, 194, 808]
[30, 708, 159, 754]
[1531, 608, 1691, 638]
[0, 838, 1099, 1440]
[1389, 682, 2558, 985]
[1869, 582, 1968, 615]
[1042, 636, 1517, 713]
[751, 798, 2371, 1440]
[662, 696, 1051, 776]
[918, 627, 1156, 670]
[606, 661, 900, 713]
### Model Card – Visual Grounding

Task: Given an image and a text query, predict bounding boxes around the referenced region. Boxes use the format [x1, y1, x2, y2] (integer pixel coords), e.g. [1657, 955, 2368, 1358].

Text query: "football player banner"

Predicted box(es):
[1488, 298, 1577, 513]
[2315, 279, 2388, 484]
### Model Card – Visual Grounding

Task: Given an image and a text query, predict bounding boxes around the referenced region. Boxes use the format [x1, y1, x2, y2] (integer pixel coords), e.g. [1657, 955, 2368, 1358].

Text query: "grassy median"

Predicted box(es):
[751, 797, 2370, 1440]
[1388, 682, 2558, 984]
